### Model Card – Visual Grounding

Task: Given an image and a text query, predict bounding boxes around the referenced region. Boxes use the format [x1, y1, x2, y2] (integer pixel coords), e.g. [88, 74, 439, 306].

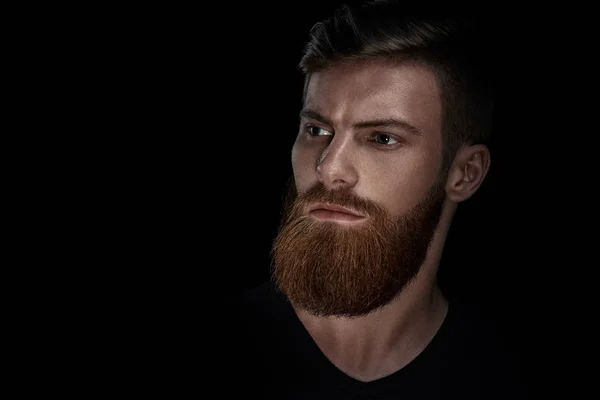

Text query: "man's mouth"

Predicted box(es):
[307, 203, 367, 223]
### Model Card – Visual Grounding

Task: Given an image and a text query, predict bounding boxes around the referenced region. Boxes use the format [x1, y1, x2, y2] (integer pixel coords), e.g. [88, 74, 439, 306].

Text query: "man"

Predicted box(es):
[225, 2, 526, 398]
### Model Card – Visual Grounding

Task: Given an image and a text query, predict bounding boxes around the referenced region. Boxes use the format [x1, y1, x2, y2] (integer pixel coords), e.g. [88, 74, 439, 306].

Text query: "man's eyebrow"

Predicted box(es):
[299, 109, 334, 127]
[300, 109, 422, 136]
[353, 118, 422, 136]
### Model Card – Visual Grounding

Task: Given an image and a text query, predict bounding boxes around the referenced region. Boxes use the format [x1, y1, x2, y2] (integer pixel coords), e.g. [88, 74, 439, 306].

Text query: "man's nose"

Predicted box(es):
[315, 138, 359, 190]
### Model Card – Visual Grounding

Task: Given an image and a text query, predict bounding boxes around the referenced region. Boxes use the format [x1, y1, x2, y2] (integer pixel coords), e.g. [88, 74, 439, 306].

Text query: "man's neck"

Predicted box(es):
[294, 280, 448, 383]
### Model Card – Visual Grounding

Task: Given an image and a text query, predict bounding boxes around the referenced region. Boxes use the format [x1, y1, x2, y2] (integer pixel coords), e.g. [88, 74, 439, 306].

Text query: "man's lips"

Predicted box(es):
[307, 203, 367, 222]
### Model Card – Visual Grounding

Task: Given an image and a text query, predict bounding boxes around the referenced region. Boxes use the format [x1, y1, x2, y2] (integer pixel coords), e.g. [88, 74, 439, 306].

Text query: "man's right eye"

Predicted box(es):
[306, 126, 333, 137]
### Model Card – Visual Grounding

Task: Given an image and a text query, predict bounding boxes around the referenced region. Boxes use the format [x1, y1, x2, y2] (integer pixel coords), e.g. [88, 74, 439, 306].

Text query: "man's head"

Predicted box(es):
[271, 2, 493, 317]
[299, 3, 495, 175]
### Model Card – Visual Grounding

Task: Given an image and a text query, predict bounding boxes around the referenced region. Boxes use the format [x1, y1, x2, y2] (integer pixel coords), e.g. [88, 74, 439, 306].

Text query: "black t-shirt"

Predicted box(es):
[221, 280, 528, 399]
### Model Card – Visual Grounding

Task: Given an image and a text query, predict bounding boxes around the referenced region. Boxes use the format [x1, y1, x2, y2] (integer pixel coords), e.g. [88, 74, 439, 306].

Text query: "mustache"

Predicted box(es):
[287, 183, 388, 219]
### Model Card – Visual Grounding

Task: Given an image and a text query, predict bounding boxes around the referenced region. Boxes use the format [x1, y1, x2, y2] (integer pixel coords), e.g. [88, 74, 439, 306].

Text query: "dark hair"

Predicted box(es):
[299, 1, 495, 174]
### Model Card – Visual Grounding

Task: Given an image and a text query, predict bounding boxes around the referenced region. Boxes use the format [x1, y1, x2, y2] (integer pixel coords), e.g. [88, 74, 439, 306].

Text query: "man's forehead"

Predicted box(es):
[303, 61, 441, 126]
[304, 61, 440, 106]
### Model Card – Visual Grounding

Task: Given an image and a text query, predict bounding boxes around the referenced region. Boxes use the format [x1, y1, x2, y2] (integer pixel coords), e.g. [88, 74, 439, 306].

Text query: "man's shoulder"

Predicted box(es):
[441, 301, 520, 363]
[218, 279, 295, 374]
[438, 301, 529, 397]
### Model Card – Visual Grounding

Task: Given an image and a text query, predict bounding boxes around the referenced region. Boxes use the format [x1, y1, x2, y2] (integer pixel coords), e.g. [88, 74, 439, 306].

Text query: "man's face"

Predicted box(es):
[272, 61, 447, 317]
[293, 60, 444, 218]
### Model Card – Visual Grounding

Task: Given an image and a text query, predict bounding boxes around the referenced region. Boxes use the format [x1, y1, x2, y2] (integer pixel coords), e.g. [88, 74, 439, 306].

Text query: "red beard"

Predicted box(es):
[271, 181, 445, 317]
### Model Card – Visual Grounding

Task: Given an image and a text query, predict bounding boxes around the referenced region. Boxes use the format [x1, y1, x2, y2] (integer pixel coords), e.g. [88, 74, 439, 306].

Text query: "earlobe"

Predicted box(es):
[445, 145, 491, 203]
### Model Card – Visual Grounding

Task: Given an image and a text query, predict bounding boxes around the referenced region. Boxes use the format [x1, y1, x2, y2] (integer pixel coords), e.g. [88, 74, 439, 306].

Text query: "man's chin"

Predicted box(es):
[289, 290, 403, 318]
[272, 181, 445, 318]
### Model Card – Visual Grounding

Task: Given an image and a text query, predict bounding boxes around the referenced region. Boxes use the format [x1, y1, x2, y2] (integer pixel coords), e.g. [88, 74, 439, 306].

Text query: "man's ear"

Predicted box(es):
[445, 144, 491, 203]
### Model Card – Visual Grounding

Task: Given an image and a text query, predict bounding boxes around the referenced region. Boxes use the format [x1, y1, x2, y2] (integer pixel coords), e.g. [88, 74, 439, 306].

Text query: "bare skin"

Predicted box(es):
[291, 60, 490, 382]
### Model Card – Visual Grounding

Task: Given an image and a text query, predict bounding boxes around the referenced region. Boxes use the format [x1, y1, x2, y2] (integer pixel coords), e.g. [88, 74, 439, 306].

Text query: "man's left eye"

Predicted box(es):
[373, 134, 399, 145]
